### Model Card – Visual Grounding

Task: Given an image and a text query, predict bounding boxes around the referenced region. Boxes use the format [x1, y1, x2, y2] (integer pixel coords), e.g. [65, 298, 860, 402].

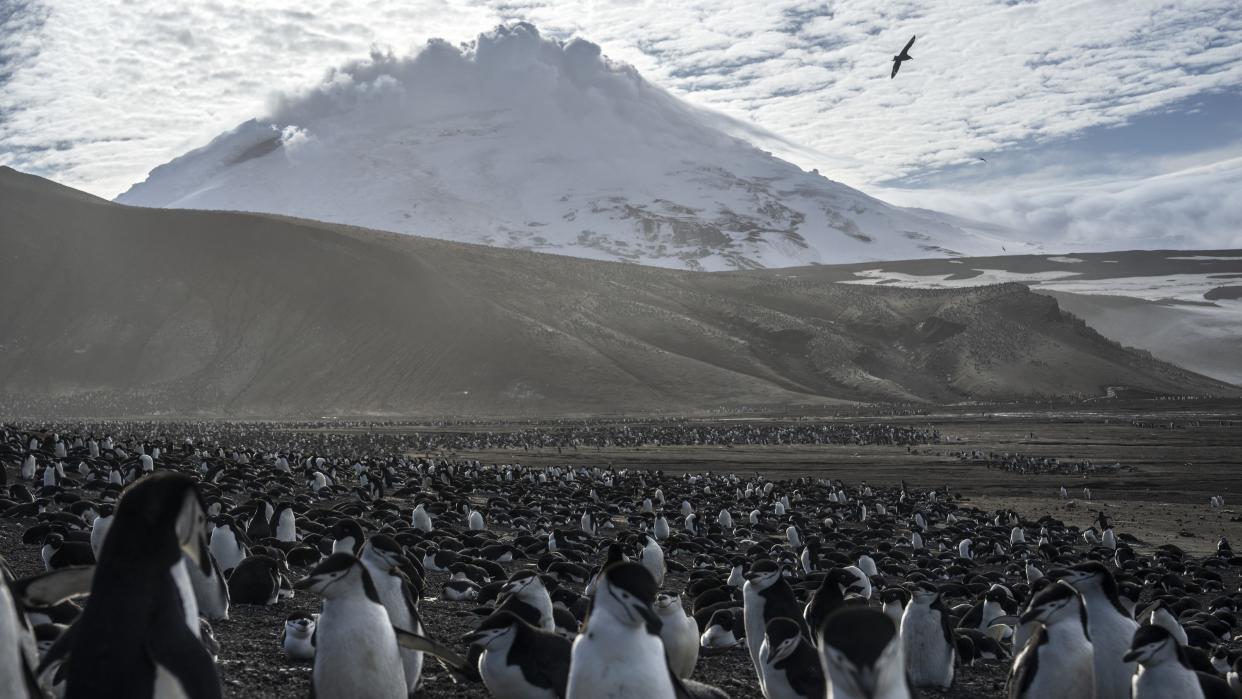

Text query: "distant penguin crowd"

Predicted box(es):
[0, 421, 1240, 699]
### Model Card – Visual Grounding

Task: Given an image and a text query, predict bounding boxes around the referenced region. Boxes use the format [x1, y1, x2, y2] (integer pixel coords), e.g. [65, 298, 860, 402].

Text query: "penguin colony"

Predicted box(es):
[0, 422, 1238, 699]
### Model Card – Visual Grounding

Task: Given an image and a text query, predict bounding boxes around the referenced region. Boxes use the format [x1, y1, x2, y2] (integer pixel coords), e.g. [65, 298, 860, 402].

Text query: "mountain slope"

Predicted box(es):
[806, 251, 1242, 386]
[3, 167, 1235, 417]
[115, 23, 1008, 272]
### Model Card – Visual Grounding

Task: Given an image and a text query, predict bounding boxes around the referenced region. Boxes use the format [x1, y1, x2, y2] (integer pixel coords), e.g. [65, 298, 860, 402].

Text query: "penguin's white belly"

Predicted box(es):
[315, 600, 405, 699]
[284, 632, 316, 660]
[480, 650, 558, 699]
[276, 512, 296, 542]
[700, 625, 740, 648]
[1132, 666, 1201, 699]
[659, 615, 698, 678]
[171, 560, 200, 637]
[900, 613, 953, 688]
[567, 627, 675, 699]
[154, 663, 192, 699]
[760, 660, 800, 699]
[1014, 633, 1095, 699]
[1086, 609, 1138, 699]
[0, 582, 38, 698]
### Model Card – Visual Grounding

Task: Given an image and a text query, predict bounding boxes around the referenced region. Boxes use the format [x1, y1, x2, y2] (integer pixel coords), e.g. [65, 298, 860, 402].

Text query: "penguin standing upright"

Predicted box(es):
[744, 561, 807, 692]
[360, 536, 424, 694]
[1007, 581, 1095, 699]
[817, 607, 911, 699]
[900, 583, 955, 690]
[53, 472, 222, 698]
[1062, 562, 1138, 699]
[411, 503, 433, 532]
[208, 515, 249, 574]
[295, 554, 406, 699]
[1125, 625, 1226, 699]
[270, 503, 298, 543]
[759, 617, 825, 699]
[89, 505, 115, 559]
[0, 559, 43, 699]
[655, 593, 699, 679]
[640, 536, 665, 588]
[566, 563, 721, 699]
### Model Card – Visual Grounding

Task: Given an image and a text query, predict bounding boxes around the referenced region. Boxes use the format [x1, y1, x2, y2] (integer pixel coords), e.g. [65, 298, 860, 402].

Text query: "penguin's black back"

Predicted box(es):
[63, 474, 220, 698]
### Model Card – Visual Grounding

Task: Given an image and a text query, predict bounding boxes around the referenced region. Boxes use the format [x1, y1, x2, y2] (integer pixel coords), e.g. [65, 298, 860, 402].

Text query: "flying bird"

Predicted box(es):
[891, 35, 916, 78]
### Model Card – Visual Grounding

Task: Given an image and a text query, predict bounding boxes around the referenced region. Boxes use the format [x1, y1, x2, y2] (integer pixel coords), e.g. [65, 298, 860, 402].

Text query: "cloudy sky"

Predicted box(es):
[2, 0, 1240, 249]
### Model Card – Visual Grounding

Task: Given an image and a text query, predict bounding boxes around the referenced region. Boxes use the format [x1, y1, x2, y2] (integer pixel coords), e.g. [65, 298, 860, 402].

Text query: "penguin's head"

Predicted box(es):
[817, 607, 902, 699]
[109, 472, 210, 573]
[501, 570, 542, 598]
[284, 612, 316, 637]
[745, 559, 784, 589]
[361, 534, 402, 566]
[329, 519, 365, 556]
[1123, 624, 1181, 665]
[1019, 581, 1083, 625]
[592, 562, 661, 633]
[879, 587, 909, 607]
[295, 553, 369, 599]
[462, 610, 522, 649]
[1060, 560, 1110, 586]
[983, 585, 1012, 604]
[654, 593, 682, 613]
[763, 617, 804, 663]
[909, 582, 941, 604]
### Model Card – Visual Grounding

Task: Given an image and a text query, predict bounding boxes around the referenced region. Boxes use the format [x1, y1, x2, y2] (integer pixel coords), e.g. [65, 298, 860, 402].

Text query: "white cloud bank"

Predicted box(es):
[880, 155, 1242, 251]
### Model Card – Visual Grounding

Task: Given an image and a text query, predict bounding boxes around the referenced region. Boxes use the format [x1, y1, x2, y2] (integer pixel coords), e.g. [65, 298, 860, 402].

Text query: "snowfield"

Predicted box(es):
[116, 24, 1012, 271]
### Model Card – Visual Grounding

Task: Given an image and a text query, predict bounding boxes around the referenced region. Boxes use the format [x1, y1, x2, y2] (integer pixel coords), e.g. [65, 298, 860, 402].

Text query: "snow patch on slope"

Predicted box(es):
[117, 23, 1007, 271]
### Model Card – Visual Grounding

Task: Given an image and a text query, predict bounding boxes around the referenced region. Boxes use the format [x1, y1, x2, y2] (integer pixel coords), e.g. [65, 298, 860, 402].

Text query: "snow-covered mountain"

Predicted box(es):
[117, 23, 1010, 271]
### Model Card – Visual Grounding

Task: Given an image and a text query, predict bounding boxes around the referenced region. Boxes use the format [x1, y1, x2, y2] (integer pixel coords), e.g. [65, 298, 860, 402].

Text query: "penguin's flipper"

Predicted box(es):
[21, 653, 43, 699]
[36, 620, 78, 675]
[144, 612, 223, 699]
[13, 565, 94, 606]
[672, 671, 730, 699]
[394, 628, 469, 682]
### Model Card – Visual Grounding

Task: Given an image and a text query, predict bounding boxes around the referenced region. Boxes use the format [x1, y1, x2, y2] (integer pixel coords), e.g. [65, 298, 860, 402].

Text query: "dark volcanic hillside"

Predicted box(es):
[0, 167, 1234, 417]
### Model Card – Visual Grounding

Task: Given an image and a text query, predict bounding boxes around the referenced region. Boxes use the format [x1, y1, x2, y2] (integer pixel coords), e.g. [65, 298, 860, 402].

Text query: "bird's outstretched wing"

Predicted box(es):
[903, 35, 917, 53]
[891, 61, 901, 79]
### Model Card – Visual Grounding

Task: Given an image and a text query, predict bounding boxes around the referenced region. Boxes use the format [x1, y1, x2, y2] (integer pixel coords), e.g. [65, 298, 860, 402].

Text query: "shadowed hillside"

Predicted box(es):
[1, 167, 1234, 417]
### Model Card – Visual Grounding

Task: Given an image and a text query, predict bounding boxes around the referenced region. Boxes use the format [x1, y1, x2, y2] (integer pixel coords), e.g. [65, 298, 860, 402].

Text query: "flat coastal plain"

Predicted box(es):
[3, 406, 1241, 698]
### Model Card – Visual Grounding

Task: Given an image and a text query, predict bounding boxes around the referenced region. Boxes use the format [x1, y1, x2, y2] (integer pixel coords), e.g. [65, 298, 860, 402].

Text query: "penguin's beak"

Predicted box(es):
[293, 576, 317, 591]
[461, 630, 489, 645]
[500, 581, 518, 595]
[633, 602, 662, 631]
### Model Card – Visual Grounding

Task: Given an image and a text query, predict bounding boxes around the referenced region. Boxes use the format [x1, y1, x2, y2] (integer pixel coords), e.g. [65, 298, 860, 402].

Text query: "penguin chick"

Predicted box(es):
[280, 612, 317, 661]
